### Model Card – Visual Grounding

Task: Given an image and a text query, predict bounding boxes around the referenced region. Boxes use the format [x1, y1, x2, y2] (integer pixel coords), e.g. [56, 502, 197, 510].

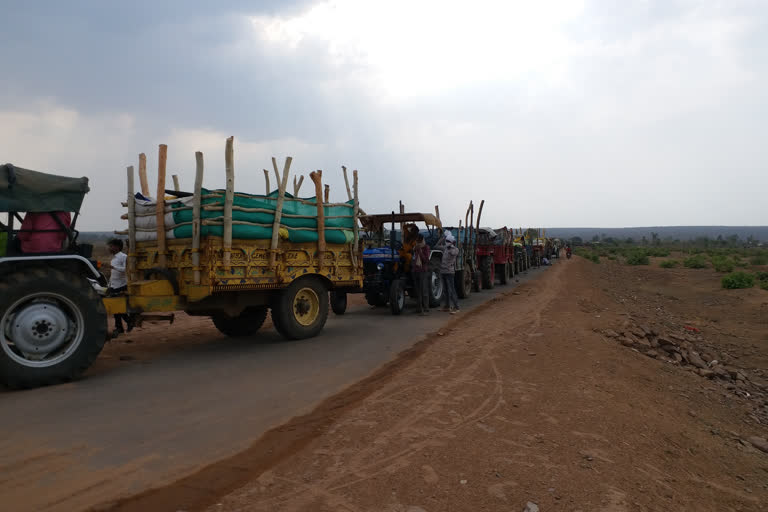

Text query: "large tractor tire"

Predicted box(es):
[330, 291, 347, 315]
[456, 264, 472, 299]
[428, 256, 444, 308]
[472, 270, 482, 293]
[480, 256, 495, 289]
[271, 277, 329, 340]
[498, 262, 511, 285]
[389, 279, 406, 315]
[212, 306, 268, 337]
[0, 268, 108, 389]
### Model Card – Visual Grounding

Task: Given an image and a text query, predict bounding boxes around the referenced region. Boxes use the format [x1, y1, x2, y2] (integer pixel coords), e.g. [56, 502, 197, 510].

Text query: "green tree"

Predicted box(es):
[592, 235, 599, 242]
[641, 236, 648, 246]
[570, 236, 583, 246]
[625, 237, 634, 244]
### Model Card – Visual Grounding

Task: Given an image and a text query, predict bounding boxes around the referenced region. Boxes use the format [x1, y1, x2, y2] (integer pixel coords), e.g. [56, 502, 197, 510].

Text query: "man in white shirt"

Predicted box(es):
[107, 238, 133, 336]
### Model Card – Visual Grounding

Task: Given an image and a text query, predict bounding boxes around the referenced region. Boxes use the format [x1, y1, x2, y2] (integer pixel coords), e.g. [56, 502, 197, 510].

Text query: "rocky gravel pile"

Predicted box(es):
[601, 318, 768, 428]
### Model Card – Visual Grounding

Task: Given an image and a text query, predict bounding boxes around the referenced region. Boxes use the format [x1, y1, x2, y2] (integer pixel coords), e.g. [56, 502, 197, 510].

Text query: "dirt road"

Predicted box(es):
[0, 265, 550, 512]
[111, 257, 767, 512]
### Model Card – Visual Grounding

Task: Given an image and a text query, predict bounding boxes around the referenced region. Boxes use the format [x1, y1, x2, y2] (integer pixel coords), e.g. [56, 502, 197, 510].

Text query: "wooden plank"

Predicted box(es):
[138, 153, 150, 196]
[310, 170, 325, 269]
[342, 165, 352, 201]
[172, 174, 180, 192]
[324, 184, 330, 203]
[126, 165, 136, 281]
[263, 169, 270, 195]
[156, 144, 168, 267]
[269, 156, 292, 268]
[223, 137, 234, 269]
[352, 170, 359, 269]
[192, 151, 204, 285]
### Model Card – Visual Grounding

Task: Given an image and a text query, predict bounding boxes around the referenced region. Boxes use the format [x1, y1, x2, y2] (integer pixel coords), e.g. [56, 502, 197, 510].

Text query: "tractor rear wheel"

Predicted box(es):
[272, 277, 329, 340]
[481, 256, 495, 289]
[212, 307, 268, 337]
[428, 256, 444, 308]
[456, 264, 472, 299]
[0, 268, 108, 389]
[472, 270, 482, 293]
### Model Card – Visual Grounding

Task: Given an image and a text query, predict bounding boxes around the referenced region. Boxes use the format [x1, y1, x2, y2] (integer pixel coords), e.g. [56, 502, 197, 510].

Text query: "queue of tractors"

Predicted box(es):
[0, 137, 560, 388]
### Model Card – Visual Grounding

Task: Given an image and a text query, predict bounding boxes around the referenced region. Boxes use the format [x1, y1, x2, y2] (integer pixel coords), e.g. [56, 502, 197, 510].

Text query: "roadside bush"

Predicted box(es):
[626, 249, 650, 265]
[646, 247, 670, 257]
[683, 255, 708, 269]
[607, 255, 617, 260]
[659, 260, 678, 268]
[755, 271, 768, 282]
[722, 272, 755, 289]
[711, 256, 735, 273]
[750, 253, 768, 266]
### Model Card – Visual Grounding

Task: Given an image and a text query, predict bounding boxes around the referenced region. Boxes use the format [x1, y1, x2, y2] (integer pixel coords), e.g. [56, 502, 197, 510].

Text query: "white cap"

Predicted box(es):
[445, 232, 455, 243]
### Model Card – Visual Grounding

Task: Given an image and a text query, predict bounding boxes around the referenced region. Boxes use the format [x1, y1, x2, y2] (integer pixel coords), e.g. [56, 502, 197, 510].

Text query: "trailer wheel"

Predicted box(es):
[389, 279, 406, 315]
[330, 291, 347, 315]
[212, 307, 268, 337]
[272, 277, 329, 340]
[456, 264, 472, 299]
[480, 256, 495, 289]
[472, 270, 482, 293]
[498, 262, 510, 285]
[0, 268, 108, 389]
[428, 256, 444, 308]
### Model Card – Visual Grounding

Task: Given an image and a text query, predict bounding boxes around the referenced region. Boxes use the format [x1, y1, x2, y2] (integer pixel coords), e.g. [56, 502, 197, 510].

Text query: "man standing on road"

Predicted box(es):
[438, 232, 460, 314]
[412, 234, 431, 316]
[107, 238, 134, 337]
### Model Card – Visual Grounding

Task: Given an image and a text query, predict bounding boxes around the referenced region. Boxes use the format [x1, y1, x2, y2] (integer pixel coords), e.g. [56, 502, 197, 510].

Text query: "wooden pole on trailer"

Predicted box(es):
[324, 184, 330, 203]
[223, 137, 235, 269]
[138, 152, 150, 196]
[352, 170, 359, 268]
[192, 151, 204, 285]
[342, 166, 352, 201]
[476, 199, 484, 233]
[126, 165, 137, 280]
[293, 175, 304, 196]
[434, 205, 440, 221]
[263, 169, 270, 195]
[156, 145, 168, 267]
[310, 170, 325, 269]
[172, 174, 180, 192]
[269, 156, 292, 269]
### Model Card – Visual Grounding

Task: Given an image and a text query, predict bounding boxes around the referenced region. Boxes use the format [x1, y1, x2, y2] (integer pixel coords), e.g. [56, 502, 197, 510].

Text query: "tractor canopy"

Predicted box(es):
[0, 164, 90, 213]
[360, 212, 442, 233]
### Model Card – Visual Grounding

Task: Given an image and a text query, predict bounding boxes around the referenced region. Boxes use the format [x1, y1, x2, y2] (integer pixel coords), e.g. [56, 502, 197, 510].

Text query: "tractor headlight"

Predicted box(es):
[377, 263, 384, 271]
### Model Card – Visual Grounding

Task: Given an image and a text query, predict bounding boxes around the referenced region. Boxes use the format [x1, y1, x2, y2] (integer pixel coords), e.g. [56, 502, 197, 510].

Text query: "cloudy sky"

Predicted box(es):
[1, 0, 766, 230]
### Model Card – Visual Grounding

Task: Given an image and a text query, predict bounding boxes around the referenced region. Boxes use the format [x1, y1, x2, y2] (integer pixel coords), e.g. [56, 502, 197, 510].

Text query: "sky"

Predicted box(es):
[1, 0, 766, 230]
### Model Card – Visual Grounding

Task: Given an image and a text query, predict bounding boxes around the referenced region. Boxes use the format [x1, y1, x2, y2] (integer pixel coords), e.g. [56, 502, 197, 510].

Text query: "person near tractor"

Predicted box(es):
[439, 232, 460, 314]
[412, 234, 431, 315]
[107, 238, 134, 337]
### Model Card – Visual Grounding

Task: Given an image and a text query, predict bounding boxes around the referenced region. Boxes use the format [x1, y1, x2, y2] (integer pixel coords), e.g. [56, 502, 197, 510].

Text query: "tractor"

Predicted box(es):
[0, 164, 109, 389]
[359, 212, 444, 315]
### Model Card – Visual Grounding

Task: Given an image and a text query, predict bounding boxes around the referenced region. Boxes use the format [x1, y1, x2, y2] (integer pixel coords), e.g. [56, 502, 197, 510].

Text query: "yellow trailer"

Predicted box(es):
[106, 136, 362, 340]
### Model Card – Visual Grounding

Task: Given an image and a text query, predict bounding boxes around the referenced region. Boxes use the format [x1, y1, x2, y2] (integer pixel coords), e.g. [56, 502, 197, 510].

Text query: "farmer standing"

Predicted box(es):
[439, 232, 460, 314]
[107, 238, 134, 337]
[412, 234, 431, 315]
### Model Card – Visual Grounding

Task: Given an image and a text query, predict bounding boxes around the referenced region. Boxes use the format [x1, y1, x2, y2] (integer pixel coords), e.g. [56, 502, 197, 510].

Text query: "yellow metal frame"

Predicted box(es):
[103, 236, 362, 315]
